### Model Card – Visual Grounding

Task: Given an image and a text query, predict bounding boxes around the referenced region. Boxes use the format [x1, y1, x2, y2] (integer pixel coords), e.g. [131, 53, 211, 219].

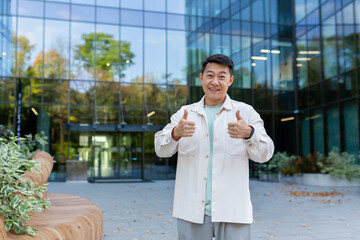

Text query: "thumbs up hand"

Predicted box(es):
[227, 110, 253, 139]
[172, 109, 196, 141]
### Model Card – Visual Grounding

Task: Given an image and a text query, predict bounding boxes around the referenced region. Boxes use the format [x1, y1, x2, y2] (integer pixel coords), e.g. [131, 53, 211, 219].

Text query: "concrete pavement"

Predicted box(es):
[47, 180, 360, 240]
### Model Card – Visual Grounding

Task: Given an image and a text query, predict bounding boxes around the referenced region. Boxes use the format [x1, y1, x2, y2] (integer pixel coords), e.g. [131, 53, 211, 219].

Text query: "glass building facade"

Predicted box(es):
[0, 0, 359, 181]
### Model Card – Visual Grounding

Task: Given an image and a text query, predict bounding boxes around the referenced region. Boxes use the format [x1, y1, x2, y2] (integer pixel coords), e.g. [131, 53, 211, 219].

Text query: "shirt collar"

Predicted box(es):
[191, 94, 232, 114]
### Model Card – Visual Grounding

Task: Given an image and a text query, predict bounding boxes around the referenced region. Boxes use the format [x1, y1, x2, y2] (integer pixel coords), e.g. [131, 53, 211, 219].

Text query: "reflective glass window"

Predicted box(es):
[327, 105, 340, 151]
[120, 26, 143, 83]
[323, 77, 338, 103]
[121, 9, 143, 27]
[70, 22, 95, 80]
[309, 83, 322, 106]
[45, 2, 70, 20]
[241, 6, 250, 21]
[95, 24, 121, 82]
[252, 0, 264, 22]
[44, 104, 68, 181]
[270, 0, 278, 23]
[241, 21, 251, 35]
[18, 0, 44, 18]
[254, 89, 272, 110]
[301, 111, 310, 157]
[17, 17, 44, 77]
[272, 40, 293, 90]
[144, 0, 165, 12]
[343, 3, 354, 24]
[231, 20, 241, 35]
[0, 78, 15, 102]
[96, 7, 120, 24]
[144, 29, 166, 84]
[144, 12, 166, 28]
[20, 78, 42, 103]
[70, 80, 95, 105]
[0, 103, 15, 128]
[306, 0, 319, 14]
[339, 71, 356, 99]
[96, 82, 119, 107]
[43, 79, 69, 104]
[343, 100, 359, 155]
[167, 14, 186, 30]
[144, 84, 166, 125]
[307, 9, 319, 25]
[72, 0, 95, 5]
[167, 85, 189, 110]
[1, 16, 16, 77]
[96, 0, 120, 8]
[20, 104, 41, 136]
[167, 0, 186, 14]
[312, 109, 324, 154]
[121, 0, 142, 10]
[44, 20, 70, 79]
[307, 27, 321, 85]
[295, 0, 306, 23]
[321, 0, 335, 21]
[71, 4, 95, 22]
[355, 0, 360, 24]
[252, 23, 265, 37]
[322, 17, 337, 79]
[121, 83, 143, 124]
[167, 30, 187, 85]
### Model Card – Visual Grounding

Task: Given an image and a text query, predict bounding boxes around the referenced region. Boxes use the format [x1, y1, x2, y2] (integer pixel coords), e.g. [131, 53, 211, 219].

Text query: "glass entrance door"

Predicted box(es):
[90, 132, 142, 180]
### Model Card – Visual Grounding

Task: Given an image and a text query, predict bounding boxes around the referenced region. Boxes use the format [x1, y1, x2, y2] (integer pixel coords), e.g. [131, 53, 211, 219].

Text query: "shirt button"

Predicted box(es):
[207, 133, 209, 137]
[202, 200, 205, 203]
[204, 177, 207, 181]
[206, 155, 209, 158]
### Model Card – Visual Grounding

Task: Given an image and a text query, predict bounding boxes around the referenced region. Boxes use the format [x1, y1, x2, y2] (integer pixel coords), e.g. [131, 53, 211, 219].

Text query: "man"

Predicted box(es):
[154, 54, 274, 240]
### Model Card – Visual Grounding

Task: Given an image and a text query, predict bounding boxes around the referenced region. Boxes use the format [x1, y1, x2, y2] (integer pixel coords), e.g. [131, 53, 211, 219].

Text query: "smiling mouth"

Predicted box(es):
[209, 88, 220, 92]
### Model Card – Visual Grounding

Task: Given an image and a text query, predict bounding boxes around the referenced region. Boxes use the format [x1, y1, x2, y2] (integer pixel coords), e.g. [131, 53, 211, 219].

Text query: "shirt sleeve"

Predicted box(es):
[243, 107, 274, 163]
[154, 107, 184, 158]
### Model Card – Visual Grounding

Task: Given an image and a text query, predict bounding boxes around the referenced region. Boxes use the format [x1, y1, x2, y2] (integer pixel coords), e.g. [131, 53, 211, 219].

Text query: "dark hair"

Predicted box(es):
[201, 54, 234, 76]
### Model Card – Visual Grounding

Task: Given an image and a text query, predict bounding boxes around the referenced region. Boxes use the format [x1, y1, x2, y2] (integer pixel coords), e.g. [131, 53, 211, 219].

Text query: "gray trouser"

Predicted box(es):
[177, 215, 251, 240]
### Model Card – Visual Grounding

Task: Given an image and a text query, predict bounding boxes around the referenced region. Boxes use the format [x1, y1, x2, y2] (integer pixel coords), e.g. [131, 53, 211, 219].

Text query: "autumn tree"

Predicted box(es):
[32, 49, 69, 79]
[12, 35, 35, 77]
[74, 32, 135, 81]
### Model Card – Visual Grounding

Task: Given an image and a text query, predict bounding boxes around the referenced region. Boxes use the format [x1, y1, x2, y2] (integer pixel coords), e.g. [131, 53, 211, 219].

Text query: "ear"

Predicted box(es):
[199, 72, 204, 82]
[228, 75, 234, 87]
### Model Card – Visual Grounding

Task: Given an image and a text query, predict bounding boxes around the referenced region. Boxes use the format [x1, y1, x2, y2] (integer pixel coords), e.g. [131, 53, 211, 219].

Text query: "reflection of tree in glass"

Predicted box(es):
[74, 33, 135, 81]
[33, 49, 68, 79]
[12, 35, 35, 77]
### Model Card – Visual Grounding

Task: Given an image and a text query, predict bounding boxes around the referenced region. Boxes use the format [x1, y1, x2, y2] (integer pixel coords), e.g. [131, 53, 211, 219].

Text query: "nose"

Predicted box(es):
[211, 78, 220, 85]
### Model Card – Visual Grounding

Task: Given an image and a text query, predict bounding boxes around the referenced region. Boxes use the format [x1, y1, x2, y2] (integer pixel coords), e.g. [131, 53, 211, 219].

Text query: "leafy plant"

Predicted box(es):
[318, 148, 360, 180]
[272, 152, 299, 176]
[295, 152, 324, 174]
[0, 126, 51, 235]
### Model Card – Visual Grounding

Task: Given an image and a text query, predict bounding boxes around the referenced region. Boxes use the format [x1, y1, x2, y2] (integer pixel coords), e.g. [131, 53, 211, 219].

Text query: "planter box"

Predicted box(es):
[66, 160, 88, 182]
[259, 173, 280, 182]
[279, 173, 360, 187]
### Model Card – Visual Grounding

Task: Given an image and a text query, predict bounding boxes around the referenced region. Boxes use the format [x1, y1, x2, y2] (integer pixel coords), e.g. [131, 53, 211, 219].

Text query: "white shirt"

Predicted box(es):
[154, 95, 274, 224]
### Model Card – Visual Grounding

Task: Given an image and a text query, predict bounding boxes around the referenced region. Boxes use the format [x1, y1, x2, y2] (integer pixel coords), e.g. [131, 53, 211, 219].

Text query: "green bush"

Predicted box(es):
[0, 126, 51, 235]
[318, 148, 360, 180]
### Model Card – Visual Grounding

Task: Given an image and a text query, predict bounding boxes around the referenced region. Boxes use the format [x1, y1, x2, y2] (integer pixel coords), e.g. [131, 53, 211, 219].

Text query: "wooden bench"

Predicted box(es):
[0, 152, 103, 240]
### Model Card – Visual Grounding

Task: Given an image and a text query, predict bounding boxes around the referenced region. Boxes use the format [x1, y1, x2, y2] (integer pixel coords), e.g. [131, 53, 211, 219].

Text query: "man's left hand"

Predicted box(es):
[227, 110, 252, 139]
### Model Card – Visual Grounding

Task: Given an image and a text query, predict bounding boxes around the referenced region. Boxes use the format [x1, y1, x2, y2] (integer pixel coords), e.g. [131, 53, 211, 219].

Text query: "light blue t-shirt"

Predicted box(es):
[204, 104, 222, 216]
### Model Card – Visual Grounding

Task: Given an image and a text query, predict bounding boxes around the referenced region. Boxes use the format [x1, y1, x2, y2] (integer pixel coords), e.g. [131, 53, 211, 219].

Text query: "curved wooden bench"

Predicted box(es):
[0, 152, 103, 240]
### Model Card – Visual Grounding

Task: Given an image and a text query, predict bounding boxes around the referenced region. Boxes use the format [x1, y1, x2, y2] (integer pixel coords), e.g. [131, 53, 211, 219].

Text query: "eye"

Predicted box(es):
[219, 76, 225, 79]
[207, 74, 213, 78]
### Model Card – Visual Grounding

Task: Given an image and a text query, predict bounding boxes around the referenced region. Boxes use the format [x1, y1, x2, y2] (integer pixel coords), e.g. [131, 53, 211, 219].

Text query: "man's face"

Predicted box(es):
[199, 62, 234, 106]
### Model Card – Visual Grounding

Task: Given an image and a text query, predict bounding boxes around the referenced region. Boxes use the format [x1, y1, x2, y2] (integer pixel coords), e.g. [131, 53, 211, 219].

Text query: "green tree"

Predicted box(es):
[74, 33, 135, 81]
[12, 35, 35, 77]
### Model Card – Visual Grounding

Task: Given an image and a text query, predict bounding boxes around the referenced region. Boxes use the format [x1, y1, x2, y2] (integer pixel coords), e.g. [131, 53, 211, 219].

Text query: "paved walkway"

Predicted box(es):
[48, 180, 360, 240]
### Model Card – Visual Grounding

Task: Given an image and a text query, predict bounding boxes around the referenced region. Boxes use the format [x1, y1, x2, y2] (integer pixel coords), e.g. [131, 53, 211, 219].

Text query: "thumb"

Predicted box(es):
[236, 110, 242, 121]
[183, 109, 188, 120]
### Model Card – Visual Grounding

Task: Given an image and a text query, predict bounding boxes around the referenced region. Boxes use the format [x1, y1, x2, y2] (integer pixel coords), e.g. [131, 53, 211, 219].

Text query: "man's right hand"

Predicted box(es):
[172, 109, 196, 141]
